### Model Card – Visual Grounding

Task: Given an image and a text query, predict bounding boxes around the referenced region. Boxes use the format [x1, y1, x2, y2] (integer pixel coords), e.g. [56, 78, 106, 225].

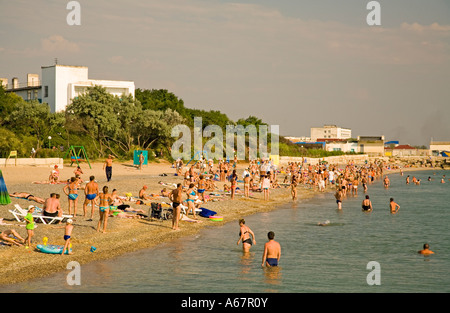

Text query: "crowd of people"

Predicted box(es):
[1, 156, 440, 262]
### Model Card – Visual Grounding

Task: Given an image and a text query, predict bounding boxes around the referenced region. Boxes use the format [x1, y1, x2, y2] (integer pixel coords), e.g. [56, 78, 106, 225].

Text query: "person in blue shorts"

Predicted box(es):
[64, 177, 79, 216]
[262, 231, 281, 267]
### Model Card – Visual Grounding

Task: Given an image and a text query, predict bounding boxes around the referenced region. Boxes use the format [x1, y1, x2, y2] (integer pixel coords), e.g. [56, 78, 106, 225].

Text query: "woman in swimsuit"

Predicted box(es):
[362, 195, 373, 212]
[230, 173, 237, 200]
[64, 177, 79, 216]
[97, 186, 113, 233]
[237, 219, 256, 253]
[185, 183, 197, 219]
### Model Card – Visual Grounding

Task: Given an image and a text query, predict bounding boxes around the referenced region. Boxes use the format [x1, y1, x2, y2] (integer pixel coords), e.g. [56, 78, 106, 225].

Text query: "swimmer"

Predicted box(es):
[418, 243, 434, 255]
[317, 220, 330, 226]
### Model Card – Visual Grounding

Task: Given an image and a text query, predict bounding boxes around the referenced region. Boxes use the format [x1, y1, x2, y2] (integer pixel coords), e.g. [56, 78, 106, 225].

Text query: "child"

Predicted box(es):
[61, 219, 74, 255]
[24, 205, 35, 248]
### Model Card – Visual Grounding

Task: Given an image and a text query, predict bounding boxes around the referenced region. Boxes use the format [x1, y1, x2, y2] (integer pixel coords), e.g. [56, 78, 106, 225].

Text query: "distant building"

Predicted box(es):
[385, 144, 430, 157]
[357, 136, 385, 156]
[320, 139, 358, 153]
[285, 136, 311, 143]
[3, 64, 135, 112]
[430, 141, 450, 157]
[310, 125, 351, 142]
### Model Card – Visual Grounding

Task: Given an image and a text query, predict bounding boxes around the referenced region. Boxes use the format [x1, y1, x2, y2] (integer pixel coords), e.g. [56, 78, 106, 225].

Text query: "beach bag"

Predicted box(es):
[199, 207, 217, 218]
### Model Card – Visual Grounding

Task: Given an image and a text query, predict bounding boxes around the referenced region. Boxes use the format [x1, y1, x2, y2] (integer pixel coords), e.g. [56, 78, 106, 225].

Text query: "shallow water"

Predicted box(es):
[2, 170, 449, 293]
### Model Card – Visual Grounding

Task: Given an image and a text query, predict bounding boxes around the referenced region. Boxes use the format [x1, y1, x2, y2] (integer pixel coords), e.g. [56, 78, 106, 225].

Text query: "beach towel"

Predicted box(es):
[0, 170, 11, 205]
[199, 208, 217, 218]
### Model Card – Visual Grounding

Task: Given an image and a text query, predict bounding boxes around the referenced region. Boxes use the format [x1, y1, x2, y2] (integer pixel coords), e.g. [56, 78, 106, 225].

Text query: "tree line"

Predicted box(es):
[0, 85, 347, 161]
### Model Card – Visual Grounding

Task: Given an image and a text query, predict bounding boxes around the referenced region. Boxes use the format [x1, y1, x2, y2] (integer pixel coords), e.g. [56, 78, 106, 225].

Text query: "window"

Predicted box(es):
[44, 86, 48, 97]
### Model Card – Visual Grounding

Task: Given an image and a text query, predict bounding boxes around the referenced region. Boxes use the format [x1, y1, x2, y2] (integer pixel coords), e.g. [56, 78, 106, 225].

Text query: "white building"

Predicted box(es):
[284, 136, 311, 143]
[310, 125, 352, 142]
[325, 140, 358, 153]
[430, 141, 450, 156]
[4, 64, 135, 112]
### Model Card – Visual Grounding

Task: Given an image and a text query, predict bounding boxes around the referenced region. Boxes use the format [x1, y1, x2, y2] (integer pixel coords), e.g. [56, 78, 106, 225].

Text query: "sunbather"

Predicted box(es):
[0, 229, 26, 246]
[9, 192, 45, 204]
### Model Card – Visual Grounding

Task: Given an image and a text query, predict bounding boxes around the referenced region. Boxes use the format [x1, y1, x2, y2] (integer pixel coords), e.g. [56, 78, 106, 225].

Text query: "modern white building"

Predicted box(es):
[310, 125, 352, 142]
[3, 64, 135, 112]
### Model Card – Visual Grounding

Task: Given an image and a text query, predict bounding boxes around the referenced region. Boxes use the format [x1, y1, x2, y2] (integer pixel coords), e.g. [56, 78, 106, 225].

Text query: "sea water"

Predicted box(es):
[2, 170, 449, 293]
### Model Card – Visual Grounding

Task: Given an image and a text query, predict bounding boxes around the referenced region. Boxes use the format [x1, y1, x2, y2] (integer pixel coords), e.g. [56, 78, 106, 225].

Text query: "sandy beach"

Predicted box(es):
[0, 159, 320, 285]
[0, 158, 439, 286]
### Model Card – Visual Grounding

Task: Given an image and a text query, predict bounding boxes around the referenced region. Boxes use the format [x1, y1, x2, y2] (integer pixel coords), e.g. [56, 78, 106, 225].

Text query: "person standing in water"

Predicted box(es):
[362, 195, 373, 212]
[390, 198, 400, 214]
[237, 219, 256, 253]
[262, 231, 281, 267]
[335, 187, 344, 210]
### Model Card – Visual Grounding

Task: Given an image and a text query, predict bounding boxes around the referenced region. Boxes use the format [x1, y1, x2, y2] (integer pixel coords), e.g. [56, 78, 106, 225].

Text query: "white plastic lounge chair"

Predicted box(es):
[9, 204, 72, 225]
[178, 203, 202, 216]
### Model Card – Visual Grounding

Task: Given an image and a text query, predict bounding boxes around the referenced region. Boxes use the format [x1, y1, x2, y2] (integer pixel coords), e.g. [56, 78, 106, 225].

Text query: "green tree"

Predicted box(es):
[0, 86, 24, 125]
[7, 100, 51, 149]
[66, 86, 122, 156]
[134, 108, 185, 149]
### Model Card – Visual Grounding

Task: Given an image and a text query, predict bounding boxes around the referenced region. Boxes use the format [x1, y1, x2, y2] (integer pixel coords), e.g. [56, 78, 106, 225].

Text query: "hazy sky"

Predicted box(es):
[1, 0, 450, 146]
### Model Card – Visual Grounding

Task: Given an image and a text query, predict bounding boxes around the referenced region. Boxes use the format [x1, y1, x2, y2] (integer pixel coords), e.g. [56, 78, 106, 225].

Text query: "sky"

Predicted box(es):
[1, 0, 450, 146]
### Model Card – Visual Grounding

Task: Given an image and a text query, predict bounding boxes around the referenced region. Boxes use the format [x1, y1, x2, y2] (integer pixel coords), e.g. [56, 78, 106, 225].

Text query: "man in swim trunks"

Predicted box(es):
[335, 187, 344, 210]
[64, 177, 79, 216]
[9, 192, 46, 204]
[383, 175, 390, 188]
[262, 231, 281, 267]
[83, 176, 99, 220]
[43, 193, 62, 218]
[169, 183, 183, 230]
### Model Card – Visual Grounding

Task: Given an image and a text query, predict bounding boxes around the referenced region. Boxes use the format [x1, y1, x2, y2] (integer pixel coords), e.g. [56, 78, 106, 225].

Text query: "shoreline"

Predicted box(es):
[0, 160, 442, 286]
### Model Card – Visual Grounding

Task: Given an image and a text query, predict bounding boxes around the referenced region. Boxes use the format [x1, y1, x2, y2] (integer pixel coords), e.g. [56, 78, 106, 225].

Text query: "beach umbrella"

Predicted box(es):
[0, 170, 11, 205]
